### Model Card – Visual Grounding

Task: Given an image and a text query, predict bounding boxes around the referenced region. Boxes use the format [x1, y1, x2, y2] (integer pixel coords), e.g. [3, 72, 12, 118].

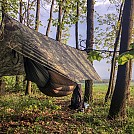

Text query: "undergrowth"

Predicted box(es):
[0, 82, 134, 134]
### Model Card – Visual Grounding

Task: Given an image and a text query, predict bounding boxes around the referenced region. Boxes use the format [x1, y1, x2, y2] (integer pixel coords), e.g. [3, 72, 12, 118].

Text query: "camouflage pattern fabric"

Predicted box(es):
[0, 14, 101, 82]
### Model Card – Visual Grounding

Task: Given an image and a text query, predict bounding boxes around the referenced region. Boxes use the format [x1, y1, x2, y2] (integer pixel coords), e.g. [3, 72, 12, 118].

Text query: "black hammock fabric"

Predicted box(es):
[24, 57, 49, 87]
[24, 57, 77, 97]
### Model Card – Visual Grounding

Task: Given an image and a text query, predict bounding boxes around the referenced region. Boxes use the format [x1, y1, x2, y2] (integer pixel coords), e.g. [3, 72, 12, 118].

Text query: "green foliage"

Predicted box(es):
[117, 51, 134, 65]
[117, 43, 134, 65]
[52, 0, 86, 43]
[94, 1, 122, 64]
[87, 51, 103, 62]
[2, 76, 24, 92]
[0, 0, 19, 20]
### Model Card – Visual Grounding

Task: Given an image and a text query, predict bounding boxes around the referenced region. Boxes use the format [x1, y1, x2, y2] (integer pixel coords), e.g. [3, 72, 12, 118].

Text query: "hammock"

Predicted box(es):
[24, 57, 76, 97]
[0, 14, 101, 97]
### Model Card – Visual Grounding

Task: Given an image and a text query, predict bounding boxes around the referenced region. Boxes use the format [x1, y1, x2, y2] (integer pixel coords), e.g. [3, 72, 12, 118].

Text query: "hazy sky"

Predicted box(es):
[35, 0, 134, 79]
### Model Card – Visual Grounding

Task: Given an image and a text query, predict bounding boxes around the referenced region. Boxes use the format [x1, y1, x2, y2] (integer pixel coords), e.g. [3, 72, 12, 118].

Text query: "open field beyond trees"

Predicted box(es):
[0, 79, 134, 134]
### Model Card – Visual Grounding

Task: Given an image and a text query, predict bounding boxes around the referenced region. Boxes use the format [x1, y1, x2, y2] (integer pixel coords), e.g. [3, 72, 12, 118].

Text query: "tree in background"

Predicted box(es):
[84, 0, 94, 103]
[105, 2, 124, 102]
[46, 0, 55, 36]
[75, 1, 79, 49]
[56, 0, 63, 41]
[35, 0, 40, 31]
[53, 0, 86, 44]
[108, 0, 134, 119]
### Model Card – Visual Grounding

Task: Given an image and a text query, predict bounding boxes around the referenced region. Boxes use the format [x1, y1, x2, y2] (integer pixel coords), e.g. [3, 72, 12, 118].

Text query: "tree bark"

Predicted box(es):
[84, 0, 94, 103]
[35, 0, 40, 31]
[75, 1, 79, 49]
[46, 0, 54, 36]
[25, 80, 32, 95]
[27, 0, 30, 27]
[84, 79, 93, 102]
[56, 0, 62, 41]
[15, 75, 20, 89]
[1, 0, 8, 14]
[105, 3, 123, 103]
[19, 0, 23, 23]
[108, 0, 134, 119]
[126, 60, 132, 102]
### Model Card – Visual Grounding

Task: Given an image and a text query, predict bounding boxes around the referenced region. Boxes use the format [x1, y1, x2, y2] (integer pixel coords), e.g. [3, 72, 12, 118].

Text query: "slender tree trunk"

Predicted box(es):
[105, 25, 122, 102]
[2, 0, 8, 14]
[126, 60, 132, 102]
[105, 3, 123, 102]
[25, 80, 32, 95]
[15, 75, 20, 89]
[84, 80, 93, 102]
[35, 0, 40, 31]
[27, 0, 30, 27]
[108, 0, 134, 119]
[56, 0, 62, 41]
[84, 0, 94, 103]
[60, 3, 67, 41]
[19, 0, 23, 23]
[75, 1, 79, 49]
[46, 0, 54, 36]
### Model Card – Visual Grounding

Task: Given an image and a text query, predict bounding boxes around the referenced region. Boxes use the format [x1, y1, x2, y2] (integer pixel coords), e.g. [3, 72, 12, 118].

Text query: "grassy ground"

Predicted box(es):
[0, 83, 134, 134]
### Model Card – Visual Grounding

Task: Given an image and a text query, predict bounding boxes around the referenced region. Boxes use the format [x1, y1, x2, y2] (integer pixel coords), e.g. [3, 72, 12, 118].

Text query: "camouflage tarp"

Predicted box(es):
[0, 15, 101, 82]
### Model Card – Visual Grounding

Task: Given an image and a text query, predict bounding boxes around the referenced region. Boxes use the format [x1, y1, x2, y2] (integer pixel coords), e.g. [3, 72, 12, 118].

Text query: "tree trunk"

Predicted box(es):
[126, 60, 132, 102]
[75, 1, 79, 49]
[105, 3, 123, 103]
[25, 80, 32, 95]
[19, 0, 23, 23]
[84, 79, 93, 102]
[108, 0, 134, 119]
[1, 0, 8, 14]
[35, 0, 40, 31]
[56, 1, 62, 41]
[15, 75, 20, 89]
[46, 0, 54, 36]
[27, 0, 30, 27]
[84, 0, 94, 103]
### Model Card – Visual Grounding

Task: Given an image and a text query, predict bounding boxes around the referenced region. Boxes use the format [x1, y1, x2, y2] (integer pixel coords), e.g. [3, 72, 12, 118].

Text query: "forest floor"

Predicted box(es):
[0, 83, 134, 134]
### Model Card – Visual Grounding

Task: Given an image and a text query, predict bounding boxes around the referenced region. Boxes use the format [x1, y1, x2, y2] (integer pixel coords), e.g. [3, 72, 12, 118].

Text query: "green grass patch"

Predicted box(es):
[0, 83, 134, 133]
